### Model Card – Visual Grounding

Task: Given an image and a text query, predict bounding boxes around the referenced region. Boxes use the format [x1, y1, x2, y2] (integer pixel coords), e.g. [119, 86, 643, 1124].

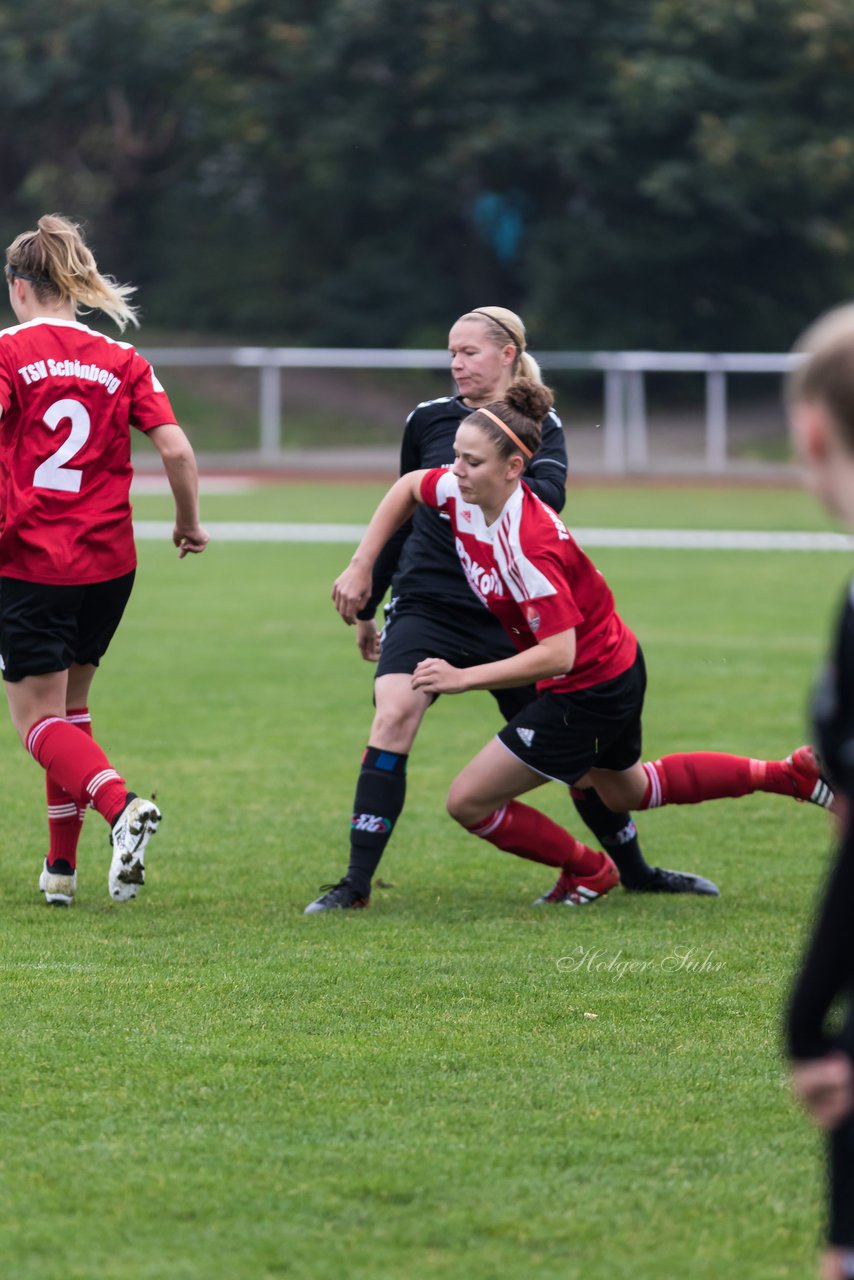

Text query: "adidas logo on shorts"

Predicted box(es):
[516, 727, 535, 747]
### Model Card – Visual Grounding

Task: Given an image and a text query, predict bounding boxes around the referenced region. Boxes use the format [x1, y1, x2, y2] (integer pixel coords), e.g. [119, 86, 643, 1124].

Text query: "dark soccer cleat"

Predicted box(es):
[534, 851, 619, 907]
[624, 866, 720, 896]
[784, 746, 835, 810]
[304, 878, 370, 914]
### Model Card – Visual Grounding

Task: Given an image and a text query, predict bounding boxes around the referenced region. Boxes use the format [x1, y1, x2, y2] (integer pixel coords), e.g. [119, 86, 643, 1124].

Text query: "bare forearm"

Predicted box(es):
[162, 449, 200, 528]
[412, 630, 576, 696]
[146, 423, 207, 556]
[457, 648, 567, 692]
[333, 472, 425, 622]
[350, 474, 423, 572]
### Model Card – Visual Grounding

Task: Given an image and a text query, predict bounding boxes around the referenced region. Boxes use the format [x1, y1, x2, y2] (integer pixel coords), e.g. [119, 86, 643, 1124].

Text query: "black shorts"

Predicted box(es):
[377, 599, 534, 721]
[496, 647, 647, 786]
[829, 1109, 854, 1247]
[829, 1017, 854, 1248]
[0, 571, 135, 683]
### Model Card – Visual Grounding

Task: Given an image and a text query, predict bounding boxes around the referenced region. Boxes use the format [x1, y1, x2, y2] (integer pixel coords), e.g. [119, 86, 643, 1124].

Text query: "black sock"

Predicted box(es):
[570, 786, 654, 888]
[346, 746, 408, 896]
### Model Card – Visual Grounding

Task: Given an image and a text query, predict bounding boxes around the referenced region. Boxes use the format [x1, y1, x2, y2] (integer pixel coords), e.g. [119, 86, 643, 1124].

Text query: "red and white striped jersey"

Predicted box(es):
[0, 317, 176, 584]
[420, 468, 636, 693]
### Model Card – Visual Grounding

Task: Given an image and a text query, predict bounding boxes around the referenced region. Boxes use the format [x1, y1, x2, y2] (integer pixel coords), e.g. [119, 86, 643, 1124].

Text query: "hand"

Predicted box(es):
[332, 562, 372, 624]
[411, 657, 468, 695]
[174, 524, 209, 558]
[356, 619, 381, 663]
[822, 1246, 854, 1280]
[791, 1051, 854, 1130]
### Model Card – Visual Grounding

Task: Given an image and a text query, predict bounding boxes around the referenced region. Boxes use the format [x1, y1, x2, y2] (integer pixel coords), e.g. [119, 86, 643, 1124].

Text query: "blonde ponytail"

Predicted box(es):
[6, 214, 139, 331]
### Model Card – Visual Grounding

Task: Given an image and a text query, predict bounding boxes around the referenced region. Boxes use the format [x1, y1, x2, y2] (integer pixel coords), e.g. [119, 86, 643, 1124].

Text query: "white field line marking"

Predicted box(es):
[133, 522, 854, 551]
[132, 476, 254, 495]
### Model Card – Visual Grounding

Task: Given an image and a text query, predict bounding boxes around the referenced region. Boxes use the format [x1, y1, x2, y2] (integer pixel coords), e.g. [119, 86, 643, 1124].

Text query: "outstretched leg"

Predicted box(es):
[583, 746, 834, 813]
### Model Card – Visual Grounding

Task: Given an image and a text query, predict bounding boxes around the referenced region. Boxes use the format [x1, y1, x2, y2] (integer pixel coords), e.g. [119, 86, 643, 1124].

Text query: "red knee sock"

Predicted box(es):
[28, 716, 127, 827]
[640, 752, 789, 809]
[45, 708, 93, 870]
[467, 800, 602, 873]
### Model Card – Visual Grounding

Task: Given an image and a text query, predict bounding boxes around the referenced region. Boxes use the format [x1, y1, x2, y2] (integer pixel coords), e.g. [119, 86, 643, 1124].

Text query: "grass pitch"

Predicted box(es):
[0, 484, 845, 1279]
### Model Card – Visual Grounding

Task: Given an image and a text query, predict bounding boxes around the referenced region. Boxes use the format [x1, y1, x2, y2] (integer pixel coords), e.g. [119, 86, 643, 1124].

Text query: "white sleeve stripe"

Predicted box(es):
[494, 511, 558, 605]
[496, 521, 529, 600]
[526, 458, 567, 471]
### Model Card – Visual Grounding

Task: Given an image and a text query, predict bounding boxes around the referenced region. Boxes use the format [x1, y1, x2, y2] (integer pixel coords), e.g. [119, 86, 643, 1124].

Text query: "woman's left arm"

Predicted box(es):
[412, 628, 576, 695]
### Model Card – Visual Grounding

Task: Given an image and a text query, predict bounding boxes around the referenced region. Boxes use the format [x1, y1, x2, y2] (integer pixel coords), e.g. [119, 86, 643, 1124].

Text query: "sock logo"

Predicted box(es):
[516, 727, 535, 747]
[612, 821, 638, 845]
[351, 812, 392, 834]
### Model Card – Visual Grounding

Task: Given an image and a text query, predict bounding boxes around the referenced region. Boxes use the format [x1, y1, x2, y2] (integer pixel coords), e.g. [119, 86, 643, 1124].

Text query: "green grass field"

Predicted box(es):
[0, 483, 847, 1279]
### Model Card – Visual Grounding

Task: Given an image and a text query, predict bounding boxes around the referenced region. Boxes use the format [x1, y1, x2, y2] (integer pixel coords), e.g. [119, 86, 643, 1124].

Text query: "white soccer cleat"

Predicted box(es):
[109, 795, 161, 902]
[39, 858, 77, 907]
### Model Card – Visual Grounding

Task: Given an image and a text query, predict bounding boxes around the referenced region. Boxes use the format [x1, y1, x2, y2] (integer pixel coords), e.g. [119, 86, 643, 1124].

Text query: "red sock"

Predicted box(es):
[640, 752, 767, 809]
[467, 800, 602, 873]
[45, 708, 93, 870]
[28, 716, 127, 826]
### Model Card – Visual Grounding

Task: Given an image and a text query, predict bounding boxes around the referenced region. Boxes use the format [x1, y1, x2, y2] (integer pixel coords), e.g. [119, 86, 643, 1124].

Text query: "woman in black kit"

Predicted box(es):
[306, 306, 717, 912]
[786, 305, 854, 1280]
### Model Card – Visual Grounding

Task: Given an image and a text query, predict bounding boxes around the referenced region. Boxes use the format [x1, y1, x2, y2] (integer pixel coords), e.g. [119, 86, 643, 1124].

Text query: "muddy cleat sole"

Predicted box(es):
[785, 746, 835, 809]
[39, 858, 77, 907]
[624, 866, 720, 896]
[304, 878, 370, 914]
[109, 794, 161, 902]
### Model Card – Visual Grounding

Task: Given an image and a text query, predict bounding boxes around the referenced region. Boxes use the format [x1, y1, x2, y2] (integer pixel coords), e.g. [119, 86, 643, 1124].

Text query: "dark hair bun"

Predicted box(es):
[504, 377, 554, 424]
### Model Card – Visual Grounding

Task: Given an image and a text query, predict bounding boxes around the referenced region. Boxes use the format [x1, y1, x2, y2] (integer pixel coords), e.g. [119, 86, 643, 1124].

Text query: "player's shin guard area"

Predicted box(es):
[466, 800, 606, 875]
[346, 746, 408, 895]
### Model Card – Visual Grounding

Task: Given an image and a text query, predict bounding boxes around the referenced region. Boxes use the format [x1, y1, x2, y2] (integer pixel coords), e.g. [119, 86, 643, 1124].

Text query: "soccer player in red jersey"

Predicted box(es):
[332, 379, 832, 907]
[0, 213, 208, 906]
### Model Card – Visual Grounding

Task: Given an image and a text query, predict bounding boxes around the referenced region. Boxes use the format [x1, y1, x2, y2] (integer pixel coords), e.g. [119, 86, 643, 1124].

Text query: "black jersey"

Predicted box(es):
[357, 393, 568, 621]
[787, 580, 854, 1059]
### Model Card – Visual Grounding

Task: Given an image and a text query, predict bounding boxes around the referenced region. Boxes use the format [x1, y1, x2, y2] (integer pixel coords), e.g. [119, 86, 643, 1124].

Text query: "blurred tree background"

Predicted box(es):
[3, 0, 854, 350]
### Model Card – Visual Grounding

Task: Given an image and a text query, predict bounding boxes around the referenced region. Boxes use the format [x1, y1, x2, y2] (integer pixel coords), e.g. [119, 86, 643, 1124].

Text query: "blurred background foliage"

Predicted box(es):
[3, 0, 854, 349]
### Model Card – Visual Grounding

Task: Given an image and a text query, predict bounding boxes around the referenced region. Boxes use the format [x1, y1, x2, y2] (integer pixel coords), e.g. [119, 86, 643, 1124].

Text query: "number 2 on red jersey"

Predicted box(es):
[33, 398, 90, 494]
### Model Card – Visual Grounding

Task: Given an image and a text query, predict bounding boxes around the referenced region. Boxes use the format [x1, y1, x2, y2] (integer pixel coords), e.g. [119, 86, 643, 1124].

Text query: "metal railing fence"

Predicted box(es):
[140, 346, 803, 472]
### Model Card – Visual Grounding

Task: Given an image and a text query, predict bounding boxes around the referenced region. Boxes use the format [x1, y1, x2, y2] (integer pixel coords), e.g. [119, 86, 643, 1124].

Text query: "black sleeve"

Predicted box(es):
[523, 409, 568, 514]
[786, 817, 854, 1059]
[355, 412, 420, 622]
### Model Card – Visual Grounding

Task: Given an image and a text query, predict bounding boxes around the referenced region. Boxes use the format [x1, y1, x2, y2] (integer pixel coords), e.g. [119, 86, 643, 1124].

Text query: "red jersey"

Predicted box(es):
[420, 468, 637, 693]
[0, 317, 177, 585]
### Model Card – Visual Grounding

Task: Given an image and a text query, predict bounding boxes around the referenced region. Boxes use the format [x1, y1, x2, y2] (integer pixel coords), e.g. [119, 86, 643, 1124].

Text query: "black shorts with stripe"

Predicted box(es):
[496, 647, 647, 786]
[0, 571, 135, 683]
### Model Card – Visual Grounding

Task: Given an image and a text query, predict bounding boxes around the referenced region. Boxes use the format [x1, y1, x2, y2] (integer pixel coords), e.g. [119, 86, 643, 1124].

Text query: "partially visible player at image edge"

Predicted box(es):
[785, 305, 854, 1280]
[331, 378, 833, 909]
[0, 213, 208, 906]
[306, 306, 716, 914]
